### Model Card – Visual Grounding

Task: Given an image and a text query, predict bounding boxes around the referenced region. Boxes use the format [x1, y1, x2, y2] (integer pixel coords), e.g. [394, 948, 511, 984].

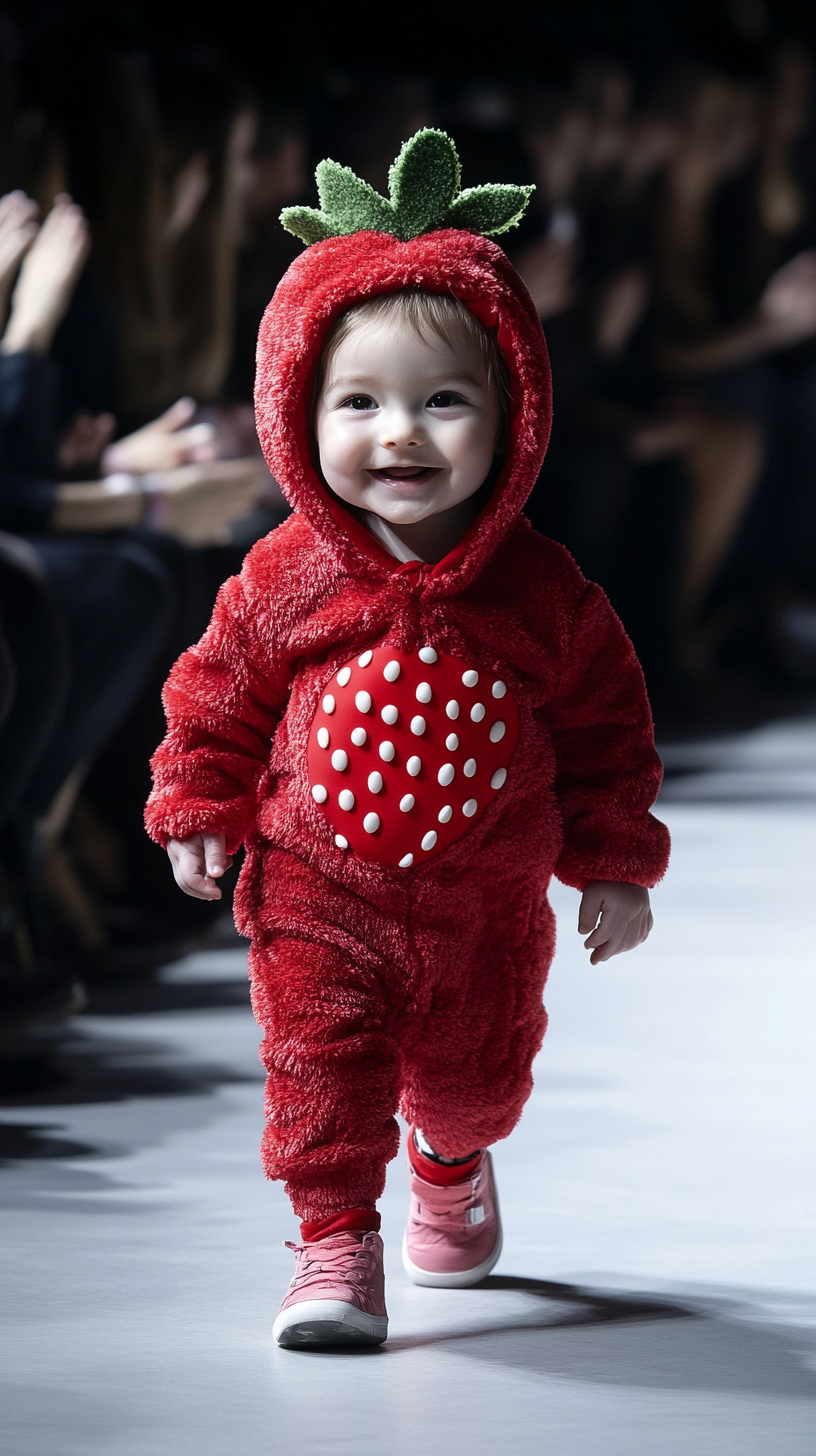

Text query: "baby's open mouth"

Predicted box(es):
[368, 466, 441, 486]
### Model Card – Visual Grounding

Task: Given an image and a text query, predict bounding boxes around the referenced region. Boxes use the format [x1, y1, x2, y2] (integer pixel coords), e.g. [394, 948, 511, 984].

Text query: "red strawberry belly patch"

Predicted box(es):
[306, 644, 520, 867]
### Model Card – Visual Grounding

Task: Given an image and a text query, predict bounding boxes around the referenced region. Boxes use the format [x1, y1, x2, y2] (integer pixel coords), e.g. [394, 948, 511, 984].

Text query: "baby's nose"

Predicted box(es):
[379, 407, 424, 448]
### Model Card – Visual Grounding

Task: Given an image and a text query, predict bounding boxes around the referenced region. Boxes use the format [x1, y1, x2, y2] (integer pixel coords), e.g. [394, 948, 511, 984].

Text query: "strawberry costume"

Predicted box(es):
[146, 132, 670, 1233]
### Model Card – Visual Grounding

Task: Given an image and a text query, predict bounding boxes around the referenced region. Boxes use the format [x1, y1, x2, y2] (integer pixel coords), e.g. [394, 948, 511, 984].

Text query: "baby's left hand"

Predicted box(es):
[578, 881, 653, 965]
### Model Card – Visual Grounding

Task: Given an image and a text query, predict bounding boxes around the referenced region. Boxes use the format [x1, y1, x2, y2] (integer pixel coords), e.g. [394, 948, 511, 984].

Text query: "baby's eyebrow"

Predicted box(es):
[325, 371, 485, 392]
[324, 374, 379, 390]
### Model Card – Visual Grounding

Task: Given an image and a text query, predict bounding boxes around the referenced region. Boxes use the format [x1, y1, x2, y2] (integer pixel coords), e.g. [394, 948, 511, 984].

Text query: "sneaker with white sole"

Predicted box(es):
[402, 1148, 503, 1288]
[273, 1230, 388, 1348]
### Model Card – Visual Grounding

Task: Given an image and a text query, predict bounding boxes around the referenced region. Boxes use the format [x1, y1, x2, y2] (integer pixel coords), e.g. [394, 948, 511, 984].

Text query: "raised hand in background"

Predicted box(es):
[0, 193, 89, 357]
[0, 190, 40, 322]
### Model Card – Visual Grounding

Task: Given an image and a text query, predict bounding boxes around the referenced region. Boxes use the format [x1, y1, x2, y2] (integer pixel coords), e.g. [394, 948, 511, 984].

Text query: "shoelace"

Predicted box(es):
[284, 1237, 376, 1295]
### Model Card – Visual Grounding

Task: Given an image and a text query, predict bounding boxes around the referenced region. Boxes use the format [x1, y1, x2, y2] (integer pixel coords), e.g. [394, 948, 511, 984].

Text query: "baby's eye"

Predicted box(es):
[427, 391, 466, 409]
[342, 394, 377, 411]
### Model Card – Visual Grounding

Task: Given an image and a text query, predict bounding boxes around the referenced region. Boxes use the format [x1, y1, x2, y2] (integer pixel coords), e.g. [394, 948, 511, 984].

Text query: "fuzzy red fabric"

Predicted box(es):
[145, 227, 670, 1221]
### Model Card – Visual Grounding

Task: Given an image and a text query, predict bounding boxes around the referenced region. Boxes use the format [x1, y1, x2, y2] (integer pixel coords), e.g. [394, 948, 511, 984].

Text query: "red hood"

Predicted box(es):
[254, 228, 552, 597]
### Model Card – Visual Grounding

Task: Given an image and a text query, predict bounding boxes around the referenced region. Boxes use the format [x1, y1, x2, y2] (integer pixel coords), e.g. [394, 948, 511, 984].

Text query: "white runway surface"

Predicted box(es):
[3, 718, 816, 1454]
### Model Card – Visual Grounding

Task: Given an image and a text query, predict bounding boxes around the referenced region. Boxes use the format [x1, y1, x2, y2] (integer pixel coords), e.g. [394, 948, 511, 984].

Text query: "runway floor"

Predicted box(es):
[3, 717, 816, 1454]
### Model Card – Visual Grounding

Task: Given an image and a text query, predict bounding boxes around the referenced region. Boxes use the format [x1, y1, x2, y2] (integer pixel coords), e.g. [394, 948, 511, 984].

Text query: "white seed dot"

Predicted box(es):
[470, 702, 486, 723]
[489, 720, 506, 742]
[351, 727, 367, 747]
[383, 660, 401, 682]
[407, 756, 422, 777]
[338, 789, 355, 811]
[446, 733, 459, 751]
[336, 666, 351, 687]
[399, 794, 415, 812]
[322, 694, 336, 715]
[418, 646, 437, 663]
[416, 682, 432, 703]
[399, 853, 414, 868]
[492, 680, 507, 699]
[363, 812, 380, 834]
[331, 749, 348, 772]
[379, 740, 395, 762]
[335, 834, 349, 849]
[358, 650, 373, 668]
[381, 704, 398, 725]
[368, 771, 383, 794]
[317, 727, 330, 749]
[421, 830, 438, 852]
[438, 804, 452, 823]
[311, 784, 328, 804]
[446, 700, 460, 720]
[462, 669, 479, 687]
[438, 763, 455, 787]
[355, 690, 372, 713]
[491, 767, 507, 790]
[464, 758, 477, 778]
[410, 715, 426, 736]
[463, 798, 478, 817]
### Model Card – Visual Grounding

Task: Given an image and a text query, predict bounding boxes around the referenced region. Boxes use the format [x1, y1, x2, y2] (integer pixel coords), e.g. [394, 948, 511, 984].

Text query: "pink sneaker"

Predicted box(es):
[402, 1149, 503, 1287]
[273, 1231, 388, 1348]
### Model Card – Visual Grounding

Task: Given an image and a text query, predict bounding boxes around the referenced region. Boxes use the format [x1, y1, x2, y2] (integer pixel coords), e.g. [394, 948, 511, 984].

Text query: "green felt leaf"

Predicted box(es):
[281, 131, 535, 246]
[279, 206, 335, 244]
[388, 129, 461, 240]
[446, 184, 535, 236]
[315, 160, 394, 234]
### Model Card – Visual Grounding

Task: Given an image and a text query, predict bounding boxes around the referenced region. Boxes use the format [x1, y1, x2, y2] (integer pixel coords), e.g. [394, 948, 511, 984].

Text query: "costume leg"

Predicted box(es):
[401, 882, 555, 1159]
[249, 932, 403, 1222]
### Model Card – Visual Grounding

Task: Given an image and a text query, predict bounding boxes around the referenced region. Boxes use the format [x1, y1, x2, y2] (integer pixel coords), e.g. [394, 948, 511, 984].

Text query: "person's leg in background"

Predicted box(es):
[21, 538, 173, 816]
[0, 533, 82, 1032]
[80, 536, 253, 958]
[15, 537, 173, 961]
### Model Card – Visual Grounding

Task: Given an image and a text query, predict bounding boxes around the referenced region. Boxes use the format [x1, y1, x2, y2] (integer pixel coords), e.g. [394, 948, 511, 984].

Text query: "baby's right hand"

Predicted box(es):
[167, 833, 232, 900]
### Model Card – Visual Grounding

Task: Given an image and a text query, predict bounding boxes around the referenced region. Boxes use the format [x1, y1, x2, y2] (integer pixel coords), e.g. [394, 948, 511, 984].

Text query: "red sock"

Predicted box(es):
[299, 1208, 381, 1242]
[408, 1135, 482, 1186]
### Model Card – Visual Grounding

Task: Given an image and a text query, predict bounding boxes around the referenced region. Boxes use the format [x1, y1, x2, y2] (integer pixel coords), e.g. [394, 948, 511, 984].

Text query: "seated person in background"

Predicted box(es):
[0, 189, 264, 972]
[0, 191, 264, 544]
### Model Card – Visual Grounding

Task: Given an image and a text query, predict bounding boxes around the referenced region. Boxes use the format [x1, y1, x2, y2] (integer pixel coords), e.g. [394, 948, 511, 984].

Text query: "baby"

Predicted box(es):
[146, 131, 669, 1349]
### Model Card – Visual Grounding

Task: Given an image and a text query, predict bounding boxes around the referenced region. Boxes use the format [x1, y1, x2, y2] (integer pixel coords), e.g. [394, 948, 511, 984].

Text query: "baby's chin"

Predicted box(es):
[349, 481, 452, 524]
[362, 482, 486, 526]
[367, 497, 445, 525]
[326, 471, 487, 525]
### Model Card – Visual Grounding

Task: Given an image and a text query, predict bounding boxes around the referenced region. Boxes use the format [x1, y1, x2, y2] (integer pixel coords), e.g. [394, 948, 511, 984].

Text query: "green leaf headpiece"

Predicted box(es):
[281, 128, 534, 246]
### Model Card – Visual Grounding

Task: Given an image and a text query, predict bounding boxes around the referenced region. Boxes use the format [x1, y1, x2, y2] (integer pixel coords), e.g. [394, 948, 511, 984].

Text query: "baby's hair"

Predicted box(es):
[314, 289, 511, 427]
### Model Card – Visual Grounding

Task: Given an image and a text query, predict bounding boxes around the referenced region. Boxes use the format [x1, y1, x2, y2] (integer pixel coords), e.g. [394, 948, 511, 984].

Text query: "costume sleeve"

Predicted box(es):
[546, 580, 670, 890]
[145, 572, 290, 853]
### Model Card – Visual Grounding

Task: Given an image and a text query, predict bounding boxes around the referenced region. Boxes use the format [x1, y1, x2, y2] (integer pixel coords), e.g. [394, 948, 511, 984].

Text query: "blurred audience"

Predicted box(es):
[514, 49, 816, 715]
[4, 33, 816, 1039]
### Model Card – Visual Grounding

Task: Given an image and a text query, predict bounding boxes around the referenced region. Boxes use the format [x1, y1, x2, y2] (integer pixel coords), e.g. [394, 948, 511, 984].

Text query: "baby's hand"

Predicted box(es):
[578, 881, 653, 965]
[167, 833, 232, 900]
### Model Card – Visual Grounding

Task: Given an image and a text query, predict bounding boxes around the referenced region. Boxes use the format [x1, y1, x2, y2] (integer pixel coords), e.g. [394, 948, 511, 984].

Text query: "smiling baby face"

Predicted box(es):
[314, 292, 505, 532]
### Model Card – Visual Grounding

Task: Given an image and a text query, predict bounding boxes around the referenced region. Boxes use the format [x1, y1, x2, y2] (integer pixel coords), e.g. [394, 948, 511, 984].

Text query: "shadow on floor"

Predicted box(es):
[0, 1017, 260, 1112]
[0, 952, 256, 1109]
[0, 1121, 98, 1163]
[84, 976, 250, 1017]
[383, 1275, 816, 1399]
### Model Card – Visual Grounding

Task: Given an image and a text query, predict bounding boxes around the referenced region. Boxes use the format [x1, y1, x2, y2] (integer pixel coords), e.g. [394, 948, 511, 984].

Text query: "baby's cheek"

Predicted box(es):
[447, 427, 496, 500]
[318, 423, 369, 500]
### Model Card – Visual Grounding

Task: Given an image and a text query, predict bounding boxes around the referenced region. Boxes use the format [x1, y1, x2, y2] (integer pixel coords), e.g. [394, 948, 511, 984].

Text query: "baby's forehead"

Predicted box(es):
[324, 308, 485, 372]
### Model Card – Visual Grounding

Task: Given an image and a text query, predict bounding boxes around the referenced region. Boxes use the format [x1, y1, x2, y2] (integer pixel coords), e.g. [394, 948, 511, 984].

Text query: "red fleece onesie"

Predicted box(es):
[145, 226, 670, 1222]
